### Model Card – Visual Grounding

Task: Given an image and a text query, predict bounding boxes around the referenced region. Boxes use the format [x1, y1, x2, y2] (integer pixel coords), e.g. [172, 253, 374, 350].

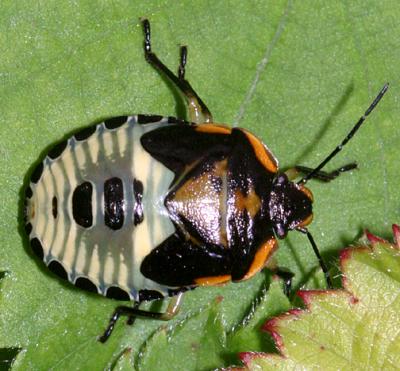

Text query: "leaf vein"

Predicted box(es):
[233, 0, 293, 127]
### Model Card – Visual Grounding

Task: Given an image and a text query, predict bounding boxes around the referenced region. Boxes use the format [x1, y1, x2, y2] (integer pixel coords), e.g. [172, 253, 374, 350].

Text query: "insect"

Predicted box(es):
[24, 19, 388, 342]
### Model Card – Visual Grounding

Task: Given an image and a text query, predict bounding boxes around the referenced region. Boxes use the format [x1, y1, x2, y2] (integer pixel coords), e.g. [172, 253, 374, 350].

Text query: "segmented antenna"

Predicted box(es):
[299, 83, 389, 184]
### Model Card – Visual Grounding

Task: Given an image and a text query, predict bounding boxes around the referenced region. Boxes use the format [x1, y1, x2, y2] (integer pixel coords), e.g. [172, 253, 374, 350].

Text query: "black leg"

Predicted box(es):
[178, 46, 187, 80]
[274, 268, 295, 296]
[98, 292, 184, 343]
[141, 19, 213, 124]
[126, 302, 140, 325]
[287, 162, 357, 182]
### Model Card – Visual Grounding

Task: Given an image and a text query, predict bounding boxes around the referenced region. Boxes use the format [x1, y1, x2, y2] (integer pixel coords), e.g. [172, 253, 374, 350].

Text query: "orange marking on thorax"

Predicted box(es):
[243, 130, 278, 173]
[170, 159, 228, 247]
[298, 213, 314, 228]
[195, 124, 231, 135]
[234, 188, 261, 218]
[173, 160, 227, 201]
[242, 238, 277, 281]
[195, 274, 231, 286]
[299, 185, 314, 202]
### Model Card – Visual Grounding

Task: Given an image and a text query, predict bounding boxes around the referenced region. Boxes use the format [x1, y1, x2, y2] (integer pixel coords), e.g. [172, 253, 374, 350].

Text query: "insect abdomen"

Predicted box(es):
[25, 116, 175, 301]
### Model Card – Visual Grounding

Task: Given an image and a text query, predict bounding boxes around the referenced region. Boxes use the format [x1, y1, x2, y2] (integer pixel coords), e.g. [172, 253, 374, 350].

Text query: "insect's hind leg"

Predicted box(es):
[286, 162, 357, 182]
[141, 19, 213, 124]
[99, 292, 184, 343]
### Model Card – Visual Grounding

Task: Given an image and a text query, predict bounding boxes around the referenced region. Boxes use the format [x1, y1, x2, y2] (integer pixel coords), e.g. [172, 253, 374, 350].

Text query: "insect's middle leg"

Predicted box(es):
[142, 19, 213, 124]
[274, 268, 295, 296]
[286, 163, 357, 182]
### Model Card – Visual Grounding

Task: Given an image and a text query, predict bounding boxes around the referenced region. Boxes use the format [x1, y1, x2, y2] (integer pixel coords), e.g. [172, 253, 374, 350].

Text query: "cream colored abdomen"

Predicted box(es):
[26, 117, 175, 300]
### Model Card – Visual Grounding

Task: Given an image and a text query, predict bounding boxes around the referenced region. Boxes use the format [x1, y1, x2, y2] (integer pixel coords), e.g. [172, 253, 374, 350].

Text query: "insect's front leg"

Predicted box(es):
[274, 268, 295, 296]
[286, 162, 357, 182]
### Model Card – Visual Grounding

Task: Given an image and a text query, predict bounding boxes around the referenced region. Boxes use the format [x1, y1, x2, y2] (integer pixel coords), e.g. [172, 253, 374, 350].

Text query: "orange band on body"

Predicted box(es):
[299, 185, 314, 202]
[195, 274, 232, 286]
[195, 124, 231, 135]
[242, 238, 277, 281]
[243, 130, 278, 173]
[298, 213, 314, 228]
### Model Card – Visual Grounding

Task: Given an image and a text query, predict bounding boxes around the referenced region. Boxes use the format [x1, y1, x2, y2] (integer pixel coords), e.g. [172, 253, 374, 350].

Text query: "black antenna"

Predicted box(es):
[299, 83, 389, 184]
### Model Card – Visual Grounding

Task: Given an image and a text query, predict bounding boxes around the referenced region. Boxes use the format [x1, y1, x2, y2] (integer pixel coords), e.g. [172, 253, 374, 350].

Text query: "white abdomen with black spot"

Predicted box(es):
[26, 117, 175, 300]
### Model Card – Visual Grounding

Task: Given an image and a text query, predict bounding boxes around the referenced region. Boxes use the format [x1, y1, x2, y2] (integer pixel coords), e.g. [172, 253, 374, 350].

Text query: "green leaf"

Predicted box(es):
[138, 298, 226, 371]
[138, 280, 289, 370]
[1, 1, 399, 369]
[226, 279, 290, 358]
[112, 347, 135, 371]
[240, 228, 400, 370]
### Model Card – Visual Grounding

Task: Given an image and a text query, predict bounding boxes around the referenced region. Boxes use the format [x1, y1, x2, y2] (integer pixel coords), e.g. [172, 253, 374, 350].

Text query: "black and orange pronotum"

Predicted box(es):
[24, 19, 388, 342]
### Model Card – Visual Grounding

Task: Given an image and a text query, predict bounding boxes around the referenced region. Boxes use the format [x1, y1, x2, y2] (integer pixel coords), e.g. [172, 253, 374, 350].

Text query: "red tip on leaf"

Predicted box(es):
[262, 310, 302, 352]
[392, 224, 400, 249]
[287, 308, 303, 316]
[239, 351, 266, 364]
[239, 351, 285, 368]
[365, 229, 387, 245]
[350, 296, 359, 305]
[364, 225, 400, 250]
[340, 247, 371, 288]
[297, 290, 329, 307]
[340, 246, 370, 269]
[339, 247, 354, 263]
[263, 317, 284, 351]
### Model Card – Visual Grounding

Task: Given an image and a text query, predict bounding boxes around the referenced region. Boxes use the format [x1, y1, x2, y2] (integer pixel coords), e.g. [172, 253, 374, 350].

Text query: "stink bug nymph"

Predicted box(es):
[23, 19, 388, 342]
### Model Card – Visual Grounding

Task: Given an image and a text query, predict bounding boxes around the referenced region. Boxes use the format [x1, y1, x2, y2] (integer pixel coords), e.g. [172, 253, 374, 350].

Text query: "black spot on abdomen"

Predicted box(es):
[31, 238, 44, 260]
[104, 116, 128, 129]
[72, 182, 93, 228]
[133, 179, 144, 226]
[48, 140, 67, 159]
[52, 196, 58, 219]
[25, 186, 33, 199]
[137, 114, 163, 124]
[25, 222, 32, 235]
[30, 162, 44, 184]
[106, 286, 130, 301]
[75, 277, 98, 293]
[104, 177, 124, 230]
[48, 260, 68, 281]
[74, 125, 96, 141]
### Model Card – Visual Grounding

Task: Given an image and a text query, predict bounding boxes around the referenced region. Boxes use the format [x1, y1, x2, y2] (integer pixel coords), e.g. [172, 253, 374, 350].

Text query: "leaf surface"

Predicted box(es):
[0, 1, 399, 369]
[241, 227, 400, 370]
